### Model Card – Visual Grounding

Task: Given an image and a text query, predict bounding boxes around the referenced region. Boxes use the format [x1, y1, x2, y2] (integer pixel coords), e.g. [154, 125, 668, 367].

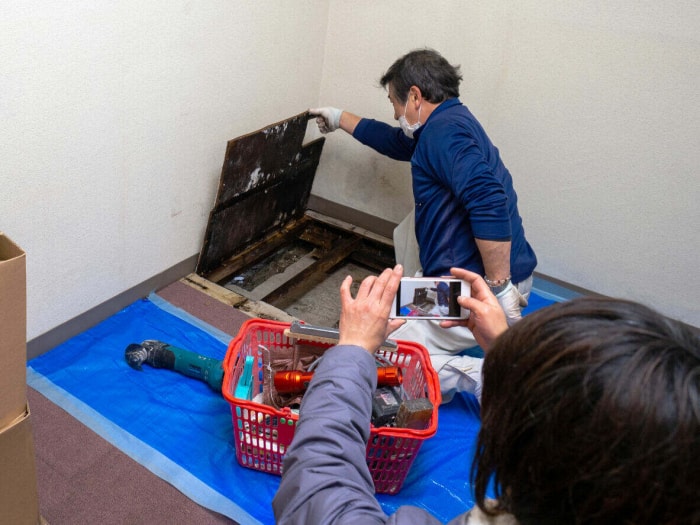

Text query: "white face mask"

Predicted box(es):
[398, 99, 421, 139]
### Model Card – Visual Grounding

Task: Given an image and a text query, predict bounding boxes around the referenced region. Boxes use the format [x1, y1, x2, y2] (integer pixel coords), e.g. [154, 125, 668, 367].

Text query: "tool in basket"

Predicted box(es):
[283, 320, 398, 352]
[273, 365, 403, 394]
[222, 318, 442, 494]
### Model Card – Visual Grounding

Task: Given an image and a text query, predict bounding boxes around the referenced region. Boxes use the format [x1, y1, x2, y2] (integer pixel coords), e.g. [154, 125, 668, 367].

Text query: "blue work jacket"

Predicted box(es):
[353, 98, 537, 283]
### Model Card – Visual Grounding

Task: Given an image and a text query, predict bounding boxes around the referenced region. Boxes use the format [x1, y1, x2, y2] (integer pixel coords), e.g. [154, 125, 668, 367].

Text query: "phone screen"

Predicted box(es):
[391, 278, 468, 320]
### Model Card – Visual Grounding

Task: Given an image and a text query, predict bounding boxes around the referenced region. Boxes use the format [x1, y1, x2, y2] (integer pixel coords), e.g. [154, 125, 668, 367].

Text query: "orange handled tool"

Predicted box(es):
[274, 366, 402, 394]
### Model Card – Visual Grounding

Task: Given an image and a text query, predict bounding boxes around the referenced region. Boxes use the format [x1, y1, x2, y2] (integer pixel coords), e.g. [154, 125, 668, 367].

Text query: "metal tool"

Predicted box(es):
[125, 340, 224, 392]
[273, 365, 402, 394]
[283, 320, 398, 352]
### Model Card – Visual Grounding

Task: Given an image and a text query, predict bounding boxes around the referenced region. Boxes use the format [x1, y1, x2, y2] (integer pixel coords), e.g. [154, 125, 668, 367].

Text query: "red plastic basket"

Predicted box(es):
[222, 318, 441, 494]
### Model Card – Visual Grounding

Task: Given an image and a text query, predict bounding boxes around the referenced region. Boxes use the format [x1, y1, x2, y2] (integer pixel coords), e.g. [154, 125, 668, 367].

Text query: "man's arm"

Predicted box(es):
[474, 238, 511, 284]
[472, 239, 525, 327]
[339, 110, 362, 134]
[442, 138, 524, 325]
[272, 344, 388, 524]
[273, 266, 404, 524]
[309, 107, 414, 161]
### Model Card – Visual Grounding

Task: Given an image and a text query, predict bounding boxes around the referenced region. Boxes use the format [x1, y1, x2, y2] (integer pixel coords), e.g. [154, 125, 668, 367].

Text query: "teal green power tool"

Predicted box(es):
[125, 340, 224, 392]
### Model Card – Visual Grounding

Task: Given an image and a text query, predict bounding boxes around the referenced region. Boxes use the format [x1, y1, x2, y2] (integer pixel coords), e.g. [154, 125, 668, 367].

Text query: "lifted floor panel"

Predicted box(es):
[196, 113, 396, 328]
[196, 112, 324, 278]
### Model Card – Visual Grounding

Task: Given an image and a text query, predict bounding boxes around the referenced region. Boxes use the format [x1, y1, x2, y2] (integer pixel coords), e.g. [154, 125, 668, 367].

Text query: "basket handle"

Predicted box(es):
[284, 320, 398, 352]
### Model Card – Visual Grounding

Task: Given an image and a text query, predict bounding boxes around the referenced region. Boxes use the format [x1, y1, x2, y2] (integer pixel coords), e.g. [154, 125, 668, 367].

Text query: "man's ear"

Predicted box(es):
[408, 85, 423, 106]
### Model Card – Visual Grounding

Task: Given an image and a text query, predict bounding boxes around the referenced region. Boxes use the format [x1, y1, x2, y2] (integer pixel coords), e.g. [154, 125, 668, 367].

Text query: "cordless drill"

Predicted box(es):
[124, 340, 224, 392]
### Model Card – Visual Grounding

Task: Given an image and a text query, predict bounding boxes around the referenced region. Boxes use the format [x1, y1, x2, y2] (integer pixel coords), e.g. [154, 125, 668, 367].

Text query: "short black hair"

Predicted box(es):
[472, 297, 700, 524]
[380, 48, 462, 104]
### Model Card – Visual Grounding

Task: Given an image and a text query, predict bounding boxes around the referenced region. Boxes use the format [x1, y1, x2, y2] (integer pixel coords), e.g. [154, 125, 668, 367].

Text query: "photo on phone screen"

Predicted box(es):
[390, 277, 470, 320]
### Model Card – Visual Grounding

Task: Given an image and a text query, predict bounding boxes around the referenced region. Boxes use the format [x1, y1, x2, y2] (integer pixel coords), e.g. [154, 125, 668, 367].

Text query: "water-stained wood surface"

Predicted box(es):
[194, 113, 395, 327]
[196, 112, 324, 277]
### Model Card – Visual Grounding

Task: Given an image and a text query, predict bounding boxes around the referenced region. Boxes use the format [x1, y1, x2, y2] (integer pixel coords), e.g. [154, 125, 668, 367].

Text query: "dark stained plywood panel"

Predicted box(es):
[196, 112, 325, 278]
[216, 112, 315, 207]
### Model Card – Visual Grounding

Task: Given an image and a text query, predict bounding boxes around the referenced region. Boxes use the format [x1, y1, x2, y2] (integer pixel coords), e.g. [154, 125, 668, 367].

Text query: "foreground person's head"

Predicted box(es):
[473, 297, 700, 524]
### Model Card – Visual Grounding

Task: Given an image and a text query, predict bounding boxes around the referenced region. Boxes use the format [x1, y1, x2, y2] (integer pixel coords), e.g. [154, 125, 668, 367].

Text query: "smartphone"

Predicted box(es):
[390, 277, 470, 320]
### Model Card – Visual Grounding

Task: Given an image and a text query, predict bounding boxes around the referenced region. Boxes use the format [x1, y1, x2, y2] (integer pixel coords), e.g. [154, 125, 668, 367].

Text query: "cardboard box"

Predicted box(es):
[0, 234, 40, 524]
[0, 232, 28, 429]
[0, 406, 41, 525]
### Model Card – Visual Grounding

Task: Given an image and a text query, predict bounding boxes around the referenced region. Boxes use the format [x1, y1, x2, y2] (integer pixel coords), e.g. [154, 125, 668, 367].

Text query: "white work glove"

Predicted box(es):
[309, 107, 342, 134]
[496, 281, 528, 327]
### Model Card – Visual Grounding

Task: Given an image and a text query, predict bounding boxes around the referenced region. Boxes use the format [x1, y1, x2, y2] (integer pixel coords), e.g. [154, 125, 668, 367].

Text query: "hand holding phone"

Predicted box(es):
[390, 277, 470, 320]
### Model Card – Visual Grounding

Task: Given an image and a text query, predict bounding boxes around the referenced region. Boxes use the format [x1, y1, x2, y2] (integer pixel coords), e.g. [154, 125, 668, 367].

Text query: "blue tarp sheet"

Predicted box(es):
[28, 291, 555, 524]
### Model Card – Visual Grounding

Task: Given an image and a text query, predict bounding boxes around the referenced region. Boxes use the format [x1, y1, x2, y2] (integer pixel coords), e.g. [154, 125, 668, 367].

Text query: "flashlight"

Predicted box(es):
[274, 366, 402, 394]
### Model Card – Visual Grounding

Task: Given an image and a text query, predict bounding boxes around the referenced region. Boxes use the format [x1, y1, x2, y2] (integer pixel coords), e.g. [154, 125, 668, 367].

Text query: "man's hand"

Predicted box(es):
[495, 282, 527, 327]
[440, 267, 508, 352]
[338, 265, 403, 354]
[309, 107, 342, 134]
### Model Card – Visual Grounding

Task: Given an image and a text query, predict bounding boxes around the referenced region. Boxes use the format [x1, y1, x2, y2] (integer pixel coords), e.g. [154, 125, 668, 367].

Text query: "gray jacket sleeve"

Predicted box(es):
[272, 344, 444, 525]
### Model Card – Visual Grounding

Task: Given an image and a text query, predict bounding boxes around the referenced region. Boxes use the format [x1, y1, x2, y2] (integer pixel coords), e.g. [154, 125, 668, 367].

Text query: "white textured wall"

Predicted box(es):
[2, 1, 698, 342]
[1, 1, 328, 340]
[312, 0, 700, 327]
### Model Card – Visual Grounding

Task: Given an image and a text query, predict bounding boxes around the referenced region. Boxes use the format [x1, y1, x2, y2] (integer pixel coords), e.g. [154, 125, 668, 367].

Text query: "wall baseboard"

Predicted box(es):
[531, 271, 596, 302]
[26, 255, 199, 360]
